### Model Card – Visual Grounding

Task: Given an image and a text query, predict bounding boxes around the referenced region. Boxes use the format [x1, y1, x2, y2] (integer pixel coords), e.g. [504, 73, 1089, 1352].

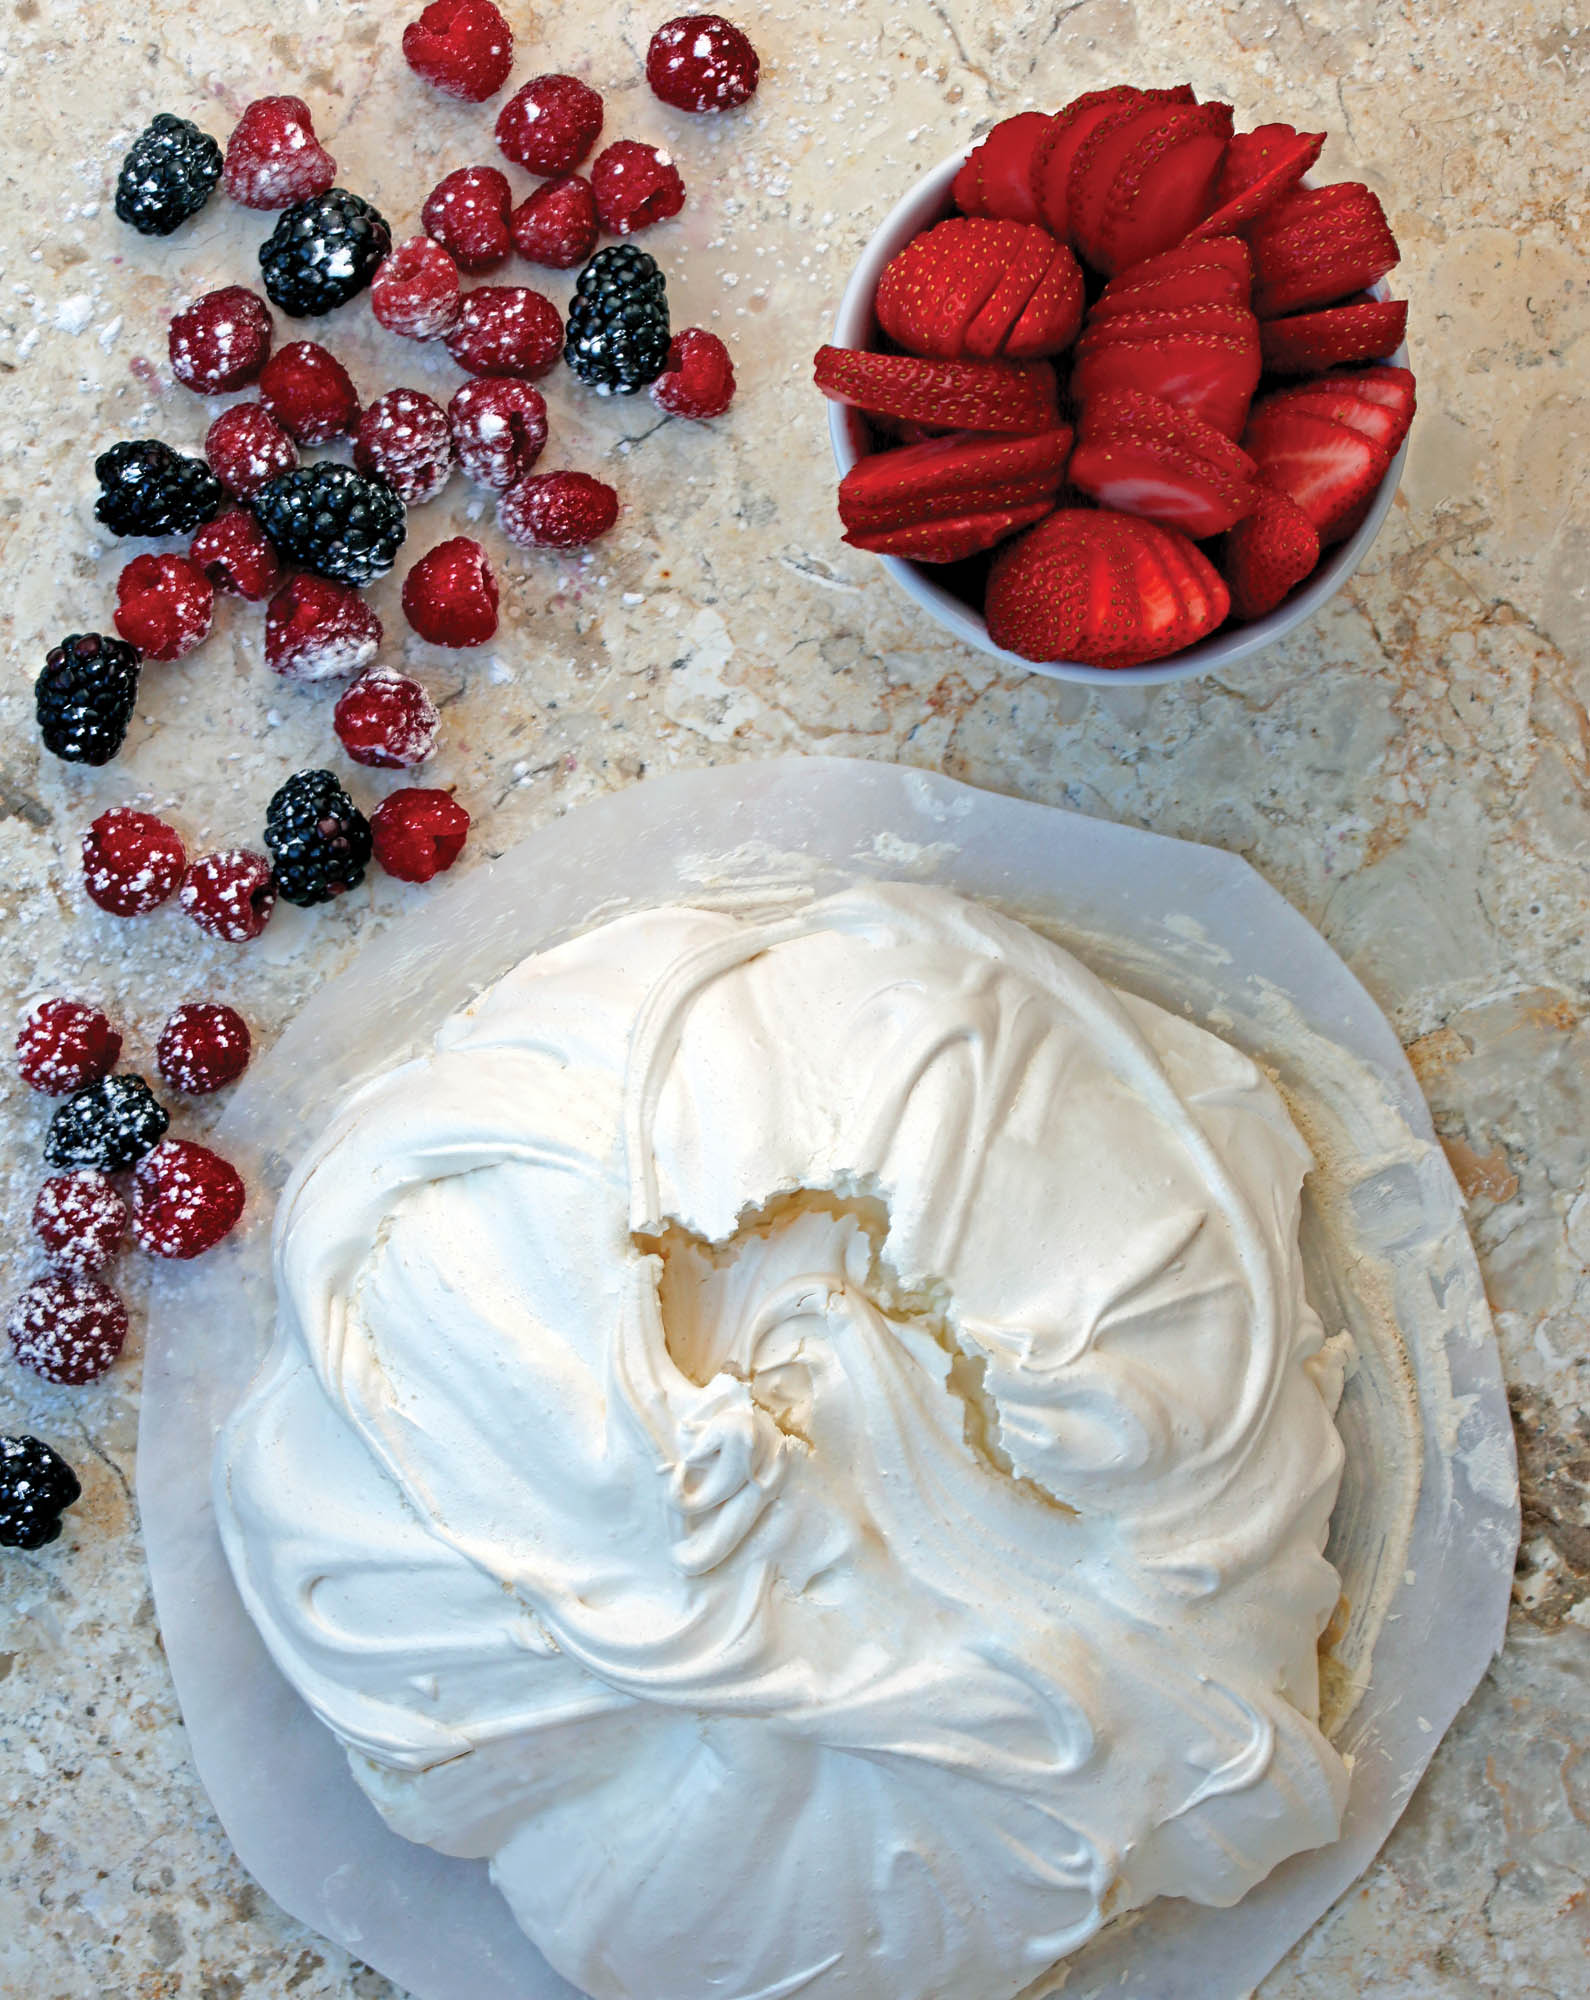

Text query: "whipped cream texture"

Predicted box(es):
[217, 883, 1351, 2000]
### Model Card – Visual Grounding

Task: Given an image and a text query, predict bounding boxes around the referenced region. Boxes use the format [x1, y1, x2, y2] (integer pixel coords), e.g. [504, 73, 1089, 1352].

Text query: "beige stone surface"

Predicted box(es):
[0, 1, 1586, 1995]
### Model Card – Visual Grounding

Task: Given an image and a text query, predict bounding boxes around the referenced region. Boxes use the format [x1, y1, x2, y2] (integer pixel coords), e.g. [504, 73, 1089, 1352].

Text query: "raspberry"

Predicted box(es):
[157, 1002, 252, 1094]
[499, 470, 619, 549]
[334, 668, 440, 768]
[402, 537, 499, 647]
[46, 1074, 169, 1171]
[259, 340, 360, 443]
[354, 389, 454, 505]
[445, 287, 563, 378]
[264, 574, 382, 682]
[590, 141, 686, 235]
[131, 1140, 246, 1260]
[205, 402, 299, 499]
[651, 326, 735, 419]
[447, 377, 548, 490]
[402, 0, 514, 103]
[113, 553, 214, 662]
[168, 285, 274, 393]
[224, 96, 338, 208]
[371, 237, 462, 340]
[371, 789, 471, 883]
[17, 1001, 123, 1096]
[190, 508, 282, 600]
[496, 75, 604, 175]
[82, 808, 186, 916]
[511, 174, 599, 270]
[179, 850, 278, 942]
[32, 1173, 128, 1273]
[646, 15, 761, 113]
[0, 1435, 82, 1550]
[421, 166, 513, 273]
[7, 1274, 128, 1385]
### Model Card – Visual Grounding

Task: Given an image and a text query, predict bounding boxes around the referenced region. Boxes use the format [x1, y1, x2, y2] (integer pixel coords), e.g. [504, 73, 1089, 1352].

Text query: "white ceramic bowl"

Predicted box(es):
[827, 150, 1410, 687]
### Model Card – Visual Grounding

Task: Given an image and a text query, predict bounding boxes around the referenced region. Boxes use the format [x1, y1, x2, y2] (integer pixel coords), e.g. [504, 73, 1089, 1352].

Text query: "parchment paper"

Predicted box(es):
[138, 757, 1518, 2000]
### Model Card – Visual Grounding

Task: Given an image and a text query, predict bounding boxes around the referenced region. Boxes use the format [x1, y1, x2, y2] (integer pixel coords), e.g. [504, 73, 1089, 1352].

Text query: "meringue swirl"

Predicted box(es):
[216, 882, 1350, 2000]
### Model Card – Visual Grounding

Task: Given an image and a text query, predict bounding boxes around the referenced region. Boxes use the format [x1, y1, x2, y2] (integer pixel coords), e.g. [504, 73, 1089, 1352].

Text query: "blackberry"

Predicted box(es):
[114, 113, 222, 237]
[94, 439, 224, 539]
[259, 189, 392, 317]
[35, 634, 141, 765]
[46, 1074, 170, 1172]
[0, 1436, 82, 1551]
[565, 245, 670, 395]
[251, 463, 406, 586]
[264, 769, 372, 906]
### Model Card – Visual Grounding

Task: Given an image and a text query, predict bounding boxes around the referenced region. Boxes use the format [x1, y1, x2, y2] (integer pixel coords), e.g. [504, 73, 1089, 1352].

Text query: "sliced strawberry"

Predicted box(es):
[1068, 97, 1198, 264]
[1186, 123, 1325, 241]
[1248, 183, 1401, 317]
[1218, 483, 1321, 618]
[1259, 297, 1408, 372]
[814, 346, 1060, 433]
[1092, 259, 1251, 320]
[1067, 436, 1256, 537]
[1078, 301, 1258, 349]
[1108, 236, 1253, 292]
[838, 429, 1073, 531]
[1089, 101, 1235, 275]
[1030, 85, 1193, 239]
[1337, 362, 1417, 416]
[1002, 244, 1085, 358]
[1080, 386, 1258, 482]
[845, 501, 1054, 562]
[875, 217, 1012, 356]
[953, 112, 1050, 224]
[1241, 405, 1391, 545]
[1074, 324, 1261, 440]
[1146, 513, 1229, 630]
[1261, 383, 1410, 456]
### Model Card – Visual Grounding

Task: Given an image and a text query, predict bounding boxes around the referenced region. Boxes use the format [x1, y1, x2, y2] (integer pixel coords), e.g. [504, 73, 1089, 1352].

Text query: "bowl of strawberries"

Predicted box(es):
[814, 86, 1415, 683]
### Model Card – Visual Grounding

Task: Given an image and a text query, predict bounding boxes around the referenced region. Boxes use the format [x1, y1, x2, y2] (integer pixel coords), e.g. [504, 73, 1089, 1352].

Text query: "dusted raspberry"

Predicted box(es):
[223, 96, 337, 208]
[511, 173, 599, 270]
[259, 340, 360, 443]
[168, 285, 273, 393]
[82, 808, 187, 917]
[371, 237, 462, 340]
[6, 1273, 128, 1384]
[354, 389, 454, 505]
[447, 376, 548, 490]
[17, 1000, 123, 1096]
[402, 0, 514, 103]
[372, 788, 471, 883]
[421, 166, 513, 273]
[264, 574, 381, 682]
[190, 508, 282, 600]
[445, 287, 563, 378]
[334, 668, 441, 768]
[32, 1173, 128, 1273]
[646, 15, 761, 113]
[131, 1140, 246, 1259]
[499, 469, 619, 548]
[157, 1002, 252, 1094]
[402, 537, 499, 646]
[652, 326, 736, 418]
[205, 402, 299, 498]
[590, 141, 686, 235]
[496, 74, 604, 175]
[179, 850, 278, 942]
[113, 553, 214, 662]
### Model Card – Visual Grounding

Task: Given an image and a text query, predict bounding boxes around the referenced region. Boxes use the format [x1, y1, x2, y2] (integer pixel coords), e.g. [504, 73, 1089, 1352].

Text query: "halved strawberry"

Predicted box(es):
[1092, 238, 1252, 318]
[953, 112, 1050, 225]
[845, 501, 1054, 562]
[1248, 183, 1401, 317]
[1083, 101, 1236, 275]
[1030, 85, 1194, 240]
[838, 429, 1073, 531]
[875, 218, 1080, 361]
[1258, 297, 1408, 372]
[1186, 123, 1325, 241]
[1073, 308, 1262, 438]
[813, 346, 1060, 433]
[1218, 482, 1321, 619]
[1241, 405, 1391, 545]
[1070, 388, 1259, 535]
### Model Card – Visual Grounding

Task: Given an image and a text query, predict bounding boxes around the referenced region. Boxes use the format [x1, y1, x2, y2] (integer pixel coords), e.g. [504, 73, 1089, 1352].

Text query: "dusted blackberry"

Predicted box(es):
[251, 464, 406, 586]
[565, 245, 670, 395]
[259, 189, 392, 316]
[114, 113, 222, 237]
[0, 1436, 82, 1551]
[46, 1074, 170, 1172]
[264, 769, 372, 906]
[94, 439, 224, 538]
[36, 634, 141, 765]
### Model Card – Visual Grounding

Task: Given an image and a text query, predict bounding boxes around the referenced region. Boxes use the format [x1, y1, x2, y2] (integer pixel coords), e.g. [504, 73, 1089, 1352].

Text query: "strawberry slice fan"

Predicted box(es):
[815, 82, 1416, 669]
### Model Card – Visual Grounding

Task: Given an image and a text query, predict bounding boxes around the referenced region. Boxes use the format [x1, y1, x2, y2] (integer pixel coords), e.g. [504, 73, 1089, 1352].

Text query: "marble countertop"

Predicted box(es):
[1, 2, 1585, 1995]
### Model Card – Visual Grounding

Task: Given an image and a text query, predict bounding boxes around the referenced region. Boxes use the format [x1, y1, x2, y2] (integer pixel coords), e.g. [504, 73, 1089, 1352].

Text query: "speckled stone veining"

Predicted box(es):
[1, 3, 1586, 1997]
